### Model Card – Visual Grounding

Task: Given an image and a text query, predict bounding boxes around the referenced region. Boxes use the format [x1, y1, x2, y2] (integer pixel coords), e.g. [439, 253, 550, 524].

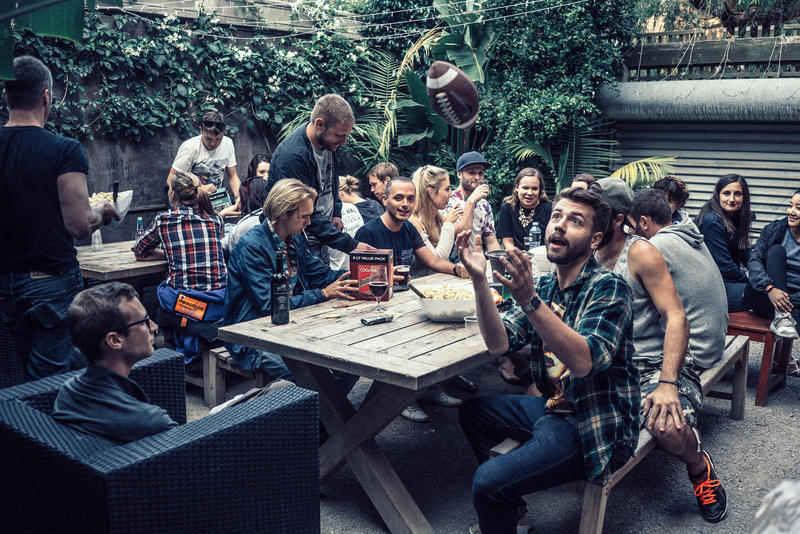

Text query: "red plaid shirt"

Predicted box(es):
[132, 206, 227, 291]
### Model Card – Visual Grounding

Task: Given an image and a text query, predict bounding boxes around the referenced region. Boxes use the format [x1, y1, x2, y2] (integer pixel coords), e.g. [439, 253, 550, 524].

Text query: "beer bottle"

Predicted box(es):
[272, 251, 290, 325]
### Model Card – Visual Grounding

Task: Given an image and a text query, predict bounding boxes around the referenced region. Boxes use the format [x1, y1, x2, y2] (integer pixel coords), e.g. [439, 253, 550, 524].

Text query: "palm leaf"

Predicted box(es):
[278, 105, 312, 141]
[610, 156, 677, 190]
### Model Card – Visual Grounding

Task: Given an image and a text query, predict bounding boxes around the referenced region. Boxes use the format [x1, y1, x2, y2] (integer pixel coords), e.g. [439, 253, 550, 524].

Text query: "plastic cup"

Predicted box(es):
[464, 315, 483, 347]
[395, 264, 410, 286]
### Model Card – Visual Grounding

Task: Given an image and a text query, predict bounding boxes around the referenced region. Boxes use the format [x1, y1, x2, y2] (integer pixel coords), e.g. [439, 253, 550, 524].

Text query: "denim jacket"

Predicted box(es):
[223, 219, 345, 367]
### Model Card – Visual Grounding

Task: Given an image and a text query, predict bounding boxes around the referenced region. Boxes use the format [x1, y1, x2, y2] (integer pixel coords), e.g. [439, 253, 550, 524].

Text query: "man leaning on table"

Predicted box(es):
[456, 186, 640, 534]
[0, 56, 118, 380]
[223, 178, 358, 383]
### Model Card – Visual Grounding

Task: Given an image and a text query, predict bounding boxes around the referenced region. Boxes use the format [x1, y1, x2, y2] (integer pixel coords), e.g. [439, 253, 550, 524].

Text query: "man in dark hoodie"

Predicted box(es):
[594, 179, 729, 525]
[268, 94, 371, 263]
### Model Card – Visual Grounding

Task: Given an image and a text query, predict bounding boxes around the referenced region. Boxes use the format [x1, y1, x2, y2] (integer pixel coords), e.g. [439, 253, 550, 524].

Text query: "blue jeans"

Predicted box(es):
[0, 267, 83, 380]
[459, 395, 585, 534]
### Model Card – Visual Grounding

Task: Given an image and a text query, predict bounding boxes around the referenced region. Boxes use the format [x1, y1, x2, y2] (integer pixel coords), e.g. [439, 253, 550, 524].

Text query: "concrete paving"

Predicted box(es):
[186, 340, 800, 534]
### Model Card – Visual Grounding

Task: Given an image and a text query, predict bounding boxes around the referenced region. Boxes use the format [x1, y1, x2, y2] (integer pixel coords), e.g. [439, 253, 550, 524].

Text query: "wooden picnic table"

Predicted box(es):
[217, 272, 495, 534]
[75, 240, 166, 282]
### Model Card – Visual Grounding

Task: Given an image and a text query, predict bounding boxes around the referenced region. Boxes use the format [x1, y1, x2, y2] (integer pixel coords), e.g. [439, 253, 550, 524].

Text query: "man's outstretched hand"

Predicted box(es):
[456, 230, 486, 279]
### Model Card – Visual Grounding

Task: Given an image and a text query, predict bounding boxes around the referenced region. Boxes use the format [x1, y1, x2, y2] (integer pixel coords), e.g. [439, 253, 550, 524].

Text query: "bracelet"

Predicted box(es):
[452, 265, 458, 276]
[658, 379, 680, 387]
[765, 285, 774, 293]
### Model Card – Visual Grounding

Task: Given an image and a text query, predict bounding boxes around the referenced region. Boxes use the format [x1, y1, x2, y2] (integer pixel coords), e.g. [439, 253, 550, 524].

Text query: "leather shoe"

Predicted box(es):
[444, 374, 478, 393]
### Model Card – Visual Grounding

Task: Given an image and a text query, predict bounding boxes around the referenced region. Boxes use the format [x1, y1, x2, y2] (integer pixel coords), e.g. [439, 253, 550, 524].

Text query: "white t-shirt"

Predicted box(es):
[171, 135, 237, 190]
[327, 203, 364, 271]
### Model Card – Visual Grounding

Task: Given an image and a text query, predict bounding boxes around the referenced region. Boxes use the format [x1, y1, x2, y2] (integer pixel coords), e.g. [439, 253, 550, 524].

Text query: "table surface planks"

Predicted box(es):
[218, 273, 496, 390]
[75, 240, 167, 281]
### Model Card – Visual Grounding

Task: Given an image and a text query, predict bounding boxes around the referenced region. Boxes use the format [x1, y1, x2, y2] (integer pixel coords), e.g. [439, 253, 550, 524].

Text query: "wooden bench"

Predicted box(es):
[185, 347, 267, 408]
[489, 335, 749, 534]
[727, 311, 794, 406]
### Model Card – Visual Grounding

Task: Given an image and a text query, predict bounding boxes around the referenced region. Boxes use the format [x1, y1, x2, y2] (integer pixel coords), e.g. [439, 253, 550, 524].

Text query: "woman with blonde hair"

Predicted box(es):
[410, 165, 463, 276]
[132, 171, 227, 363]
[496, 167, 552, 250]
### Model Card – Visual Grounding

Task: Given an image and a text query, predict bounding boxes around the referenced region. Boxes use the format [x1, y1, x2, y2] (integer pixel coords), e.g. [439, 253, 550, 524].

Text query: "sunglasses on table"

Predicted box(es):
[202, 120, 226, 131]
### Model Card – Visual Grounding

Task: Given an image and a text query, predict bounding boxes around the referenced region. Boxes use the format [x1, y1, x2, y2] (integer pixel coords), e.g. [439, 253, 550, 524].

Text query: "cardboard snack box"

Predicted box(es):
[349, 249, 394, 301]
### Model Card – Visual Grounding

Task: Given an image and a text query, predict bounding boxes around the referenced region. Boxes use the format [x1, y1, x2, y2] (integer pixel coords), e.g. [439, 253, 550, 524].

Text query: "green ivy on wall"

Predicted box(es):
[8, 9, 367, 142]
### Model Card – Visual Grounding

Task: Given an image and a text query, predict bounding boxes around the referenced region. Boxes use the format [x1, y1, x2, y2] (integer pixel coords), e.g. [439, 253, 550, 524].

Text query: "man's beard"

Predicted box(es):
[315, 130, 337, 152]
[546, 232, 592, 265]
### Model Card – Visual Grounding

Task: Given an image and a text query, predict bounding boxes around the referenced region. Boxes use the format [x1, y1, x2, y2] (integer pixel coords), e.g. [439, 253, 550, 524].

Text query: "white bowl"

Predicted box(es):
[113, 190, 133, 223]
[416, 287, 477, 322]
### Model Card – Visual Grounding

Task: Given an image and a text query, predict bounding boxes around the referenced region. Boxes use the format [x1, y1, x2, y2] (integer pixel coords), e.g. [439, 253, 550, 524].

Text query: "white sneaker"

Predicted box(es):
[769, 312, 799, 339]
[400, 401, 430, 423]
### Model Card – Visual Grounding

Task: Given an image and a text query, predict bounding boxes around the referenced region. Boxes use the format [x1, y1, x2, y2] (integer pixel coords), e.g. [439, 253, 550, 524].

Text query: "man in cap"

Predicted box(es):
[593, 178, 728, 523]
[446, 151, 501, 252]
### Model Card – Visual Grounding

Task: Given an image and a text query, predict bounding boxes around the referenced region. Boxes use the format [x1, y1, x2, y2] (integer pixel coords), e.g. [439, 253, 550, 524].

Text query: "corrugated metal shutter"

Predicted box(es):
[614, 121, 800, 241]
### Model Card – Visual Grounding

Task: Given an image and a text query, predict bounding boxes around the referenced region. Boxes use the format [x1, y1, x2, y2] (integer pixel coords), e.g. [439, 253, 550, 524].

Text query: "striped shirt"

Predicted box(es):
[502, 256, 640, 483]
[132, 206, 226, 291]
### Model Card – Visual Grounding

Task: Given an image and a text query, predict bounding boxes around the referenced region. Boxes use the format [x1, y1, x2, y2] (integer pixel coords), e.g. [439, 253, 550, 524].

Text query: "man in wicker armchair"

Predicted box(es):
[52, 282, 177, 443]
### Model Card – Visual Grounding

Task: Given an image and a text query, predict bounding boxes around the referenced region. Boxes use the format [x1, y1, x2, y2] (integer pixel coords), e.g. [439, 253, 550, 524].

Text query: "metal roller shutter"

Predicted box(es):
[614, 120, 800, 241]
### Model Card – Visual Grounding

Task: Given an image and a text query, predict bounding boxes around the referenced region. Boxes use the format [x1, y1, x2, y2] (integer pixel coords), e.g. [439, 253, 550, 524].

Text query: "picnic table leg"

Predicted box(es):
[730, 340, 748, 420]
[284, 359, 434, 534]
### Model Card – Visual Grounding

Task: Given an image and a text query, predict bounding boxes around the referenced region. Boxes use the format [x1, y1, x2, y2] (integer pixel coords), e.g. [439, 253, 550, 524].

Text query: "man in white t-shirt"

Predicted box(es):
[167, 111, 240, 202]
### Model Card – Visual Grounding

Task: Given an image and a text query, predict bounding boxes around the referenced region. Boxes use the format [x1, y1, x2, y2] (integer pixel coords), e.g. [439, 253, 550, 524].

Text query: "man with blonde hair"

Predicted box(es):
[224, 178, 358, 380]
[268, 94, 371, 263]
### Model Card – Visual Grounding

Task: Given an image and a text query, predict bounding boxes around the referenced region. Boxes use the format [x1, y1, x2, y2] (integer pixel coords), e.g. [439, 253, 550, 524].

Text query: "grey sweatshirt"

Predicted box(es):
[650, 223, 729, 369]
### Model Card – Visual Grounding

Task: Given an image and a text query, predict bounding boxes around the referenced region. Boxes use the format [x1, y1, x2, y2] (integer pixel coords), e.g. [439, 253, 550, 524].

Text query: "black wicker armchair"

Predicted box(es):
[0, 348, 320, 534]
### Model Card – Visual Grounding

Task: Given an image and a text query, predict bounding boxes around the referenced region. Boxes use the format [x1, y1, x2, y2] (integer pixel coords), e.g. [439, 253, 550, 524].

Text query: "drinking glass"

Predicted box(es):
[369, 266, 389, 312]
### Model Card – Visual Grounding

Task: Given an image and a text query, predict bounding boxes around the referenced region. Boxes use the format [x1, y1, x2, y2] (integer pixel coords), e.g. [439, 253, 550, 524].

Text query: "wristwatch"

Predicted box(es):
[521, 295, 541, 313]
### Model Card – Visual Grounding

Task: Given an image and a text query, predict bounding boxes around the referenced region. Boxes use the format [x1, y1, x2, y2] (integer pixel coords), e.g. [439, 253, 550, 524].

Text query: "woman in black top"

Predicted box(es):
[695, 174, 753, 312]
[496, 167, 552, 250]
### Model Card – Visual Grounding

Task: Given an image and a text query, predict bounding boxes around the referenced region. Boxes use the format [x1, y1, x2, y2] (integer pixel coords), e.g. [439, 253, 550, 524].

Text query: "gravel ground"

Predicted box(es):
[186, 340, 800, 534]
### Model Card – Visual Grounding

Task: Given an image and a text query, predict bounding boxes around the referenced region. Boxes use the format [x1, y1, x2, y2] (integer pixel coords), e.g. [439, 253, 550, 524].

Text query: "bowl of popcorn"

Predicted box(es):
[414, 283, 476, 322]
[89, 190, 133, 223]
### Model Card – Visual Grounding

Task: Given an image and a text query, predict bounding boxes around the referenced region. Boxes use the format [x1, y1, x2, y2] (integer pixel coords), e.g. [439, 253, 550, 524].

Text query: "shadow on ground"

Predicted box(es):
[187, 340, 800, 534]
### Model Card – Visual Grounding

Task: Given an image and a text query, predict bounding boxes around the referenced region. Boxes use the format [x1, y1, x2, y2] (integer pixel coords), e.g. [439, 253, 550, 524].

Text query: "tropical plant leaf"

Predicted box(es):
[610, 156, 678, 190]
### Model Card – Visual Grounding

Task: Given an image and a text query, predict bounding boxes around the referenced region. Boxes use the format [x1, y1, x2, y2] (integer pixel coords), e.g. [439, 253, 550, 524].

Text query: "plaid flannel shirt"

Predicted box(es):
[132, 206, 226, 291]
[502, 256, 640, 484]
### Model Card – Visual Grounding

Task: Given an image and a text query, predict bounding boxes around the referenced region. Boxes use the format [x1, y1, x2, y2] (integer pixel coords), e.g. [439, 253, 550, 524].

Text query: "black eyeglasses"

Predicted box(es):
[202, 120, 225, 131]
[117, 314, 151, 331]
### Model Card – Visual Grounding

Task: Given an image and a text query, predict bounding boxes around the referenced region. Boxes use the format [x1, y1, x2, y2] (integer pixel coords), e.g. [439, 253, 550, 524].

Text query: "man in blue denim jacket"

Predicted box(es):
[223, 179, 358, 380]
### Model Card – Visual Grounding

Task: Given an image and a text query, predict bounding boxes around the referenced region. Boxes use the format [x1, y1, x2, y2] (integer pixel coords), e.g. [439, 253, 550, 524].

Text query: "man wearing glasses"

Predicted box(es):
[167, 111, 241, 204]
[52, 283, 177, 444]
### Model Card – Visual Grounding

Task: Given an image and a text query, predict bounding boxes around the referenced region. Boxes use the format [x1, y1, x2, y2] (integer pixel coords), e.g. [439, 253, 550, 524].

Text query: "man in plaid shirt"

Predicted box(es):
[457, 187, 640, 534]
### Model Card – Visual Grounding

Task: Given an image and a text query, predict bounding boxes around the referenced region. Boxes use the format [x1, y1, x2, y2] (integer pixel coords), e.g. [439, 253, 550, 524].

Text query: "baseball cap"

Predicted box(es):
[456, 151, 491, 173]
[593, 178, 634, 216]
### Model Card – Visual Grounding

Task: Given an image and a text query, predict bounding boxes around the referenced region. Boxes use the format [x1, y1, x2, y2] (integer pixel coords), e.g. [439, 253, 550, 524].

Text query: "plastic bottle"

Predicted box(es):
[527, 222, 541, 252]
[134, 216, 145, 241]
[272, 251, 290, 325]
